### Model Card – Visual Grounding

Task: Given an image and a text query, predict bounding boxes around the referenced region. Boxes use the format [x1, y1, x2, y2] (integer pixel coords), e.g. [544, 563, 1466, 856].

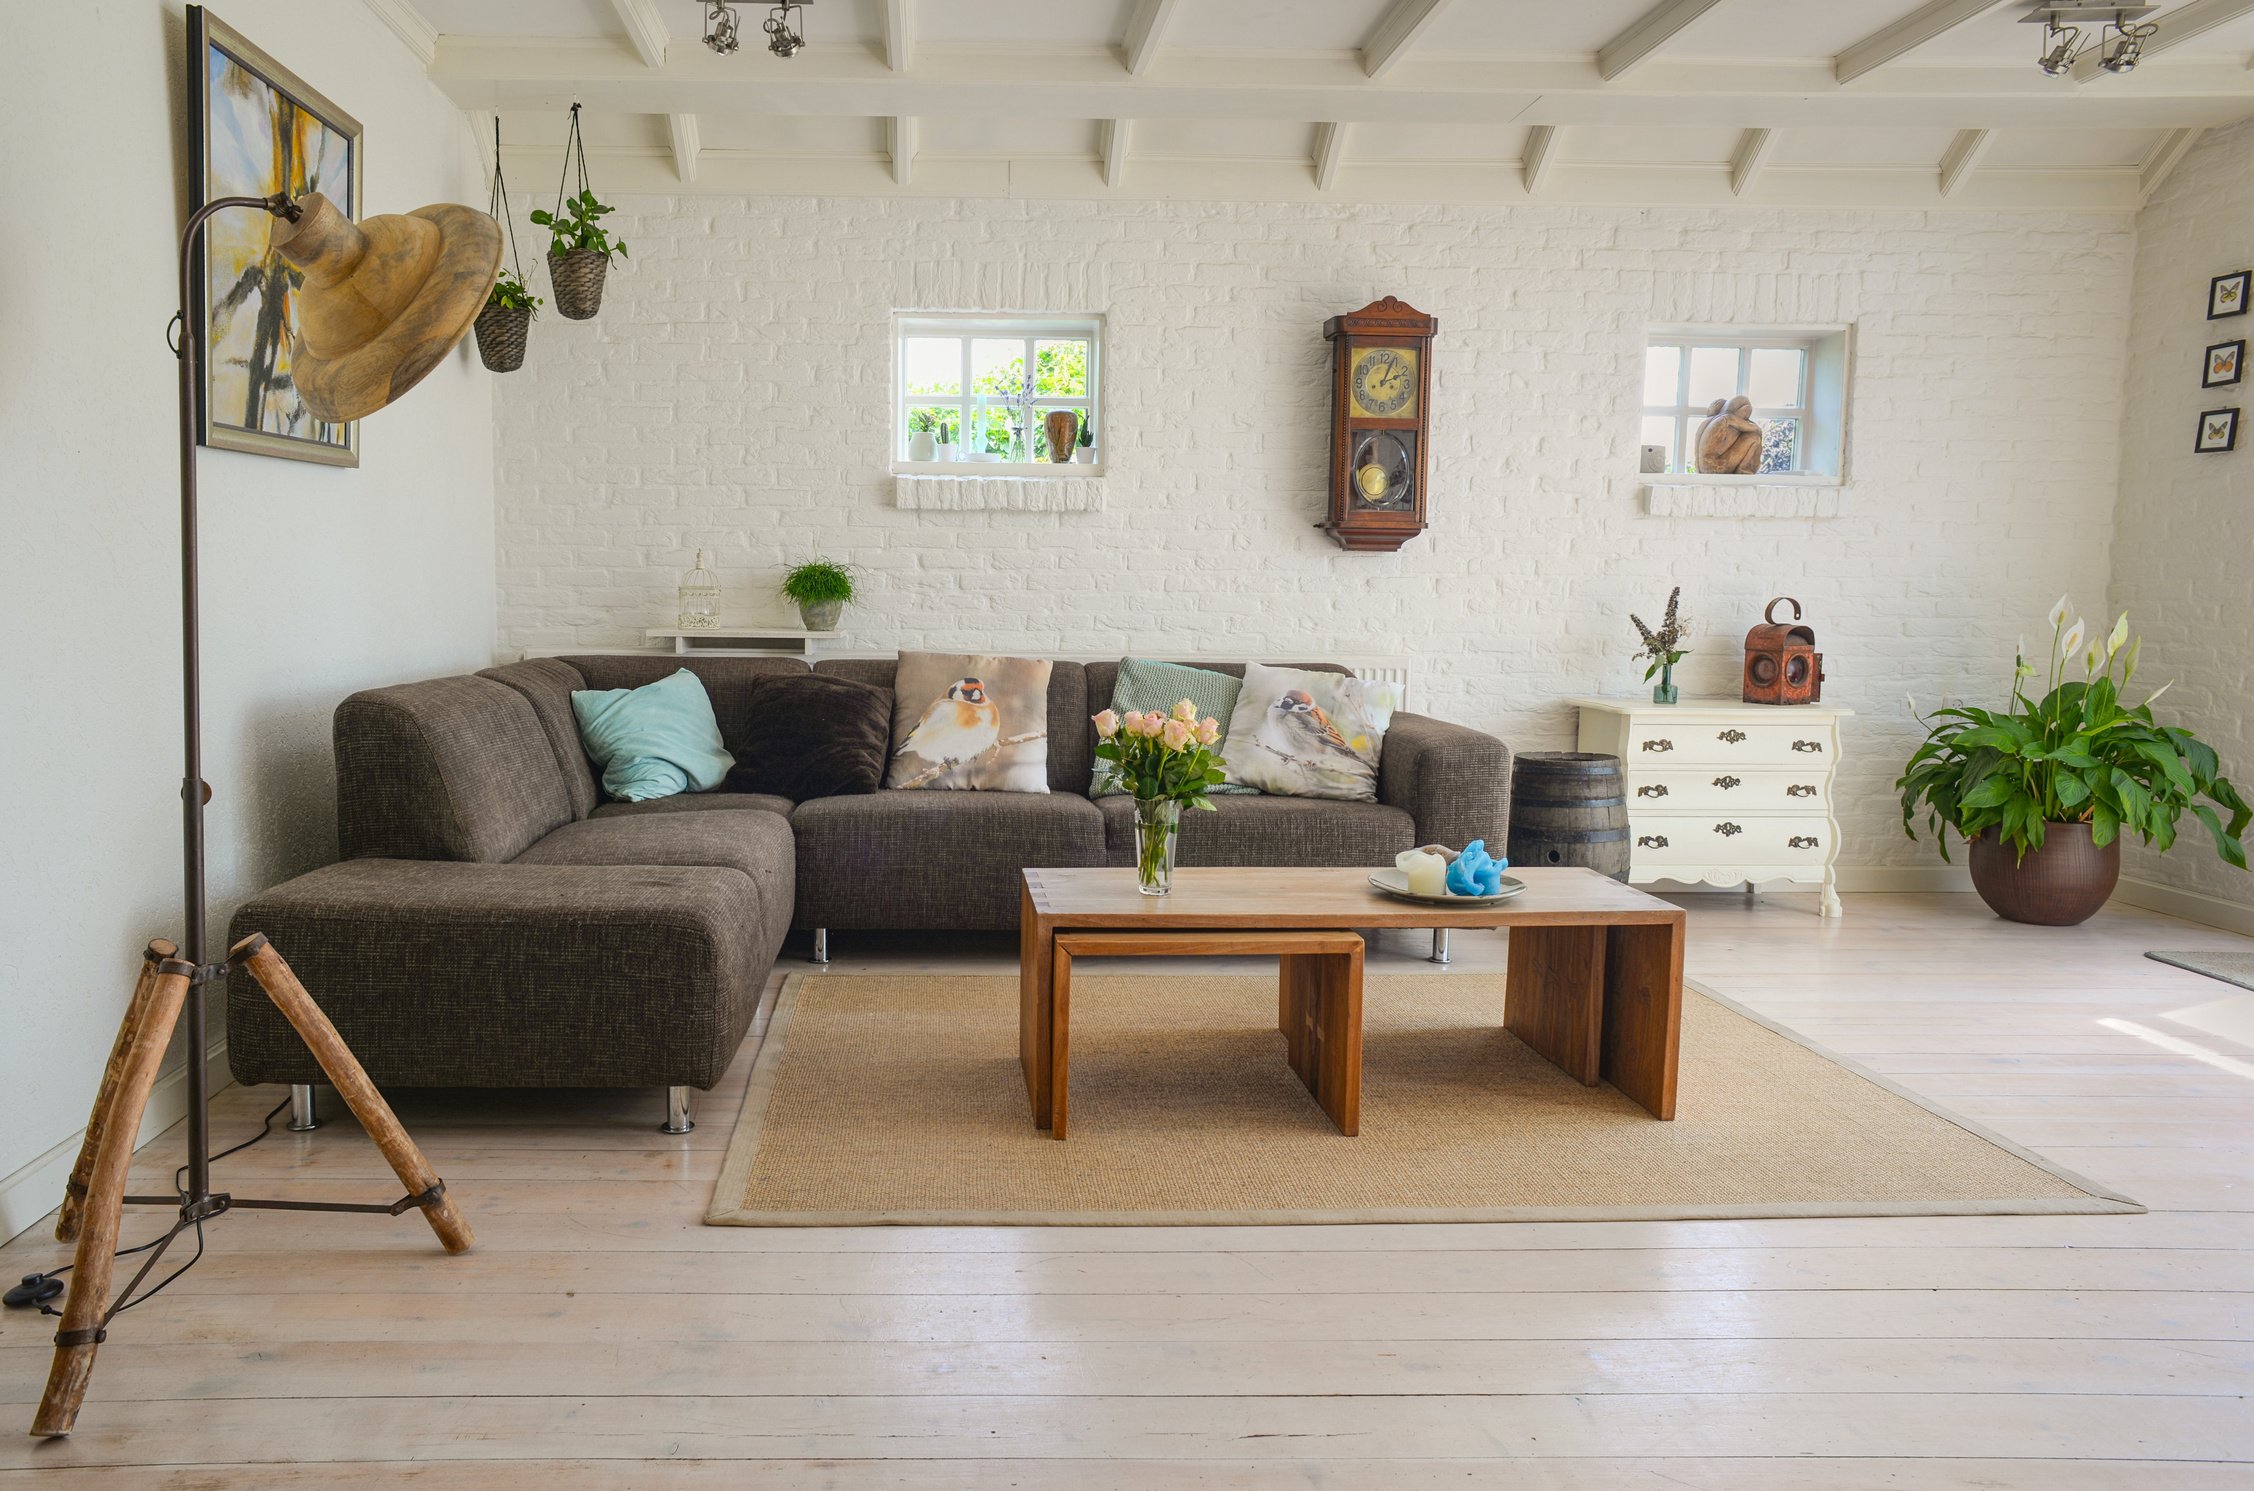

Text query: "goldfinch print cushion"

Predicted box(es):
[885, 651, 1054, 792]
[1217, 662, 1400, 802]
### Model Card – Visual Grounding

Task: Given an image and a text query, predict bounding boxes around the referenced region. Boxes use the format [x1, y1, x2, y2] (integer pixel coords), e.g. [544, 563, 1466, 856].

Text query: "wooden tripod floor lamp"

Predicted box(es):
[29, 189, 503, 1438]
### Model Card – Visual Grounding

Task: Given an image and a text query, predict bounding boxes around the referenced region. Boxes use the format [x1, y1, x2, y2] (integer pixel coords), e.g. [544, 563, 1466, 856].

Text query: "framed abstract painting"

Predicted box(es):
[188, 7, 363, 466]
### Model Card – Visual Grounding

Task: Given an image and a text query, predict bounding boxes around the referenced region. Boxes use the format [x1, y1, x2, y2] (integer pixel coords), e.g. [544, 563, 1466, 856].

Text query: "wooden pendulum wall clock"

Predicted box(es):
[1321, 296, 1437, 552]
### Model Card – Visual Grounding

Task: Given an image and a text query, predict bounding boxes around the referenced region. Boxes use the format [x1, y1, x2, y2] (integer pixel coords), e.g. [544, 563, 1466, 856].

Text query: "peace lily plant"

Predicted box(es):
[1897, 598, 2248, 924]
[1093, 701, 1226, 896]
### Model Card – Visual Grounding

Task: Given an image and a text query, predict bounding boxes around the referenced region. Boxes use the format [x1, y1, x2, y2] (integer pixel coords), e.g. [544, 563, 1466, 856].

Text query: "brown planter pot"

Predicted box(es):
[472, 303, 531, 372]
[1968, 822, 2120, 926]
[548, 248, 609, 320]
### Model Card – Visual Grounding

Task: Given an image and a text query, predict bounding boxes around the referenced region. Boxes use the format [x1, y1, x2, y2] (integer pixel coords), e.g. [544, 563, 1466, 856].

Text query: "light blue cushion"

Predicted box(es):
[570, 669, 735, 803]
[1092, 658, 1257, 797]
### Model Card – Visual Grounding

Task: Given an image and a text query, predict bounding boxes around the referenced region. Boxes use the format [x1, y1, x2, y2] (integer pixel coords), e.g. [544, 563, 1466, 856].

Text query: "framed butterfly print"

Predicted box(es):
[2204, 339, 2244, 389]
[2195, 407, 2239, 454]
[2209, 271, 2250, 321]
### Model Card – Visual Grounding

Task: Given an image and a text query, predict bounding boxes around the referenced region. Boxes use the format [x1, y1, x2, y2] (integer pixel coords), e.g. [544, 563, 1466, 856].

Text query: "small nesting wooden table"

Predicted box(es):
[1019, 866, 1687, 1139]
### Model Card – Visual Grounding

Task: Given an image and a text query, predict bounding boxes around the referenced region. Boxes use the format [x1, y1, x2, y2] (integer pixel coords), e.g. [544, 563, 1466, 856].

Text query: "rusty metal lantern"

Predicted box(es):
[1743, 596, 1824, 705]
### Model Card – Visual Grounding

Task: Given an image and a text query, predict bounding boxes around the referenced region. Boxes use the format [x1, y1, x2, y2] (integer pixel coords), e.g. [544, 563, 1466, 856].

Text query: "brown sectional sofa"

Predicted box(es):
[227, 655, 1509, 1128]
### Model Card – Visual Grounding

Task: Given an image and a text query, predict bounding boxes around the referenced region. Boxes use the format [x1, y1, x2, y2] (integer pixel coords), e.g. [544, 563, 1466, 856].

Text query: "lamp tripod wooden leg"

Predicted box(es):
[228, 935, 474, 1254]
[31, 934, 471, 1438]
[30, 950, 193, 1438]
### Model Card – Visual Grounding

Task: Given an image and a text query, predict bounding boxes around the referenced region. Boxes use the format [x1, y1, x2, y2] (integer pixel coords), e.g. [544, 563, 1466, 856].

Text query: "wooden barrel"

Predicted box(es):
[1508, 752, 1631, 882]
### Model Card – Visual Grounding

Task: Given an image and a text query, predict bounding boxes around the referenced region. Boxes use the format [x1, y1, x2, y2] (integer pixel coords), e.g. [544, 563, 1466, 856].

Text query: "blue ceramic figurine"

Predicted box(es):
[1446, 838, 1509, 896]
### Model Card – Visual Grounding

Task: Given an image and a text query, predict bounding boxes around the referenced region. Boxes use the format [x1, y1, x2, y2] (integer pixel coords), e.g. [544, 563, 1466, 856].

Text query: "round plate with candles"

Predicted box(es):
[1369, 843, 1525, 907]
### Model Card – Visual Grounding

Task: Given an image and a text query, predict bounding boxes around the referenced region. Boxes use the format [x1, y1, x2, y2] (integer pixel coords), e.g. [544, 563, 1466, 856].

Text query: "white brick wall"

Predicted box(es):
[2114, 121, 2254, 913]
[495, 197, 2133, 874]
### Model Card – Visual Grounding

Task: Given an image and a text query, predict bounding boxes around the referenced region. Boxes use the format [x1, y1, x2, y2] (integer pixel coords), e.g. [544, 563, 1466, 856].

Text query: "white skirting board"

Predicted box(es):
[2115, 875, 2254, 938]
[0, 1039, 228, 1246]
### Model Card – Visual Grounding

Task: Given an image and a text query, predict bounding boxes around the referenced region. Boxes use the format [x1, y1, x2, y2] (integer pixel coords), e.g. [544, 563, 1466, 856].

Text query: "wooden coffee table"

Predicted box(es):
[1019, 866, 1686, 1138]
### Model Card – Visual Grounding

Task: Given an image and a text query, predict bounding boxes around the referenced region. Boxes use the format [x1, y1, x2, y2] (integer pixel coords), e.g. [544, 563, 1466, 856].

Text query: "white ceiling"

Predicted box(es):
[392, 0, 2254, 207]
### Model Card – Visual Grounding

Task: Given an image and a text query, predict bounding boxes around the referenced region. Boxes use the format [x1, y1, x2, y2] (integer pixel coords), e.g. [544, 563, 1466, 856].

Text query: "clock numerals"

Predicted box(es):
[1351, 346, 1417, 419]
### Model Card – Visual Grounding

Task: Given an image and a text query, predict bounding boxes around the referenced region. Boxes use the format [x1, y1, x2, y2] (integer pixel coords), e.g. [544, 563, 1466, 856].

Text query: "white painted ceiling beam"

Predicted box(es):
[888, 116, 918, 186]
[881, 0, 912, 72]
[360, 0, 436, 65]
[2072, 0, 2254, 81]
[606, 0, 669, 68]
[1727, 127, 1775, 197]
[1597, 0, 1727, 83]
[667, 113, 700, 184]
[1362, 0, 1457, 81]
[1938, 127, 1993, 197]
[1835, 0, 2009, 85]
[431, 44, 2254, 131]
[1122, 0, 1183, 76]
[2138, 126, 2203, 200]
[1313, 122, 1347, 191]
[1521, 124, 1560, 195]
[1098, 119, 1130, 188]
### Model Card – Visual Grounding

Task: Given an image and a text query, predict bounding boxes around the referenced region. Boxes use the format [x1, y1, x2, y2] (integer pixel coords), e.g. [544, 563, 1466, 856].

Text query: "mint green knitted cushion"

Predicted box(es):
[1091, 658, 1257, 797]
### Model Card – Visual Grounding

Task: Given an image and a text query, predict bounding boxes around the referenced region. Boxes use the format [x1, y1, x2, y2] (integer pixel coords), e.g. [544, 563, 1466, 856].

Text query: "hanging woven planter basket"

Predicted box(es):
[548, 248, 610, 320]
[473, 303, 532, 371]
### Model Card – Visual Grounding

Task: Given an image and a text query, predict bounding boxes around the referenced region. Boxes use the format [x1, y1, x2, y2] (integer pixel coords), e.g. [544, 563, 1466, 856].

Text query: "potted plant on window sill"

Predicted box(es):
[472, 269, 541, 373]
[1897, 601, 2249, 926]
[906, 410, 938, 463]
[1074, 417, 1096, 464]
[780, 559, 856, 632]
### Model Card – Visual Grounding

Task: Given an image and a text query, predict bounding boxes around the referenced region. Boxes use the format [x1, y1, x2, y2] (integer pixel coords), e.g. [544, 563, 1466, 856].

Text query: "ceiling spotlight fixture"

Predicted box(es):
[2018, 3, 2160, 78]
[703, 1, 741, 54]
[763, 2, 810, 59]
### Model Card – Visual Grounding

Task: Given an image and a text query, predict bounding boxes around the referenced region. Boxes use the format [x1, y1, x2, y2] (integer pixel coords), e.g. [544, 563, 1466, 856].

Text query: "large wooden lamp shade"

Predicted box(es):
[268, 192, 502, 421]
[27, 187, 498, 1440]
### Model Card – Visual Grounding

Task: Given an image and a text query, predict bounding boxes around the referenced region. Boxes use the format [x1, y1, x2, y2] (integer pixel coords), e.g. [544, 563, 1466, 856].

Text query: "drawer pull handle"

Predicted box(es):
[1642, 738, 1674, 753]
[1791, 739, 1824, 753]
[1716, 729, 1747, 744]
[1636, 784, 1669, 798]
[1714, 822, 1743, 837]
[1637, 834, 1670, 849]
[1712, 775, 1741, 790]
[1786, 783, 1818, 798]
[1790, 835, 1820, 849]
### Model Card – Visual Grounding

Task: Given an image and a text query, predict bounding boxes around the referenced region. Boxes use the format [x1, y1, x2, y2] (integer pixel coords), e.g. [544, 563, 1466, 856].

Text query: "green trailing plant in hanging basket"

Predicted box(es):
[1897, 600, 2250, 868]
[530, 189, 629, 263]
[486, 268, 542, 318]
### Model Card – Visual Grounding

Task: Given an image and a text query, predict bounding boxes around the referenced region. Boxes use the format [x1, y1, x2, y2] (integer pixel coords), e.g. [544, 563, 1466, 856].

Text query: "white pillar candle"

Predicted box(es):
[1395, 849, 1448, 896]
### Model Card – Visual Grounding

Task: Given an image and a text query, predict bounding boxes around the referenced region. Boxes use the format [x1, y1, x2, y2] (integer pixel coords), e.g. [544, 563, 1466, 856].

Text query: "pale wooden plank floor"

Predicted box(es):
[4, 891, 2253, 1487]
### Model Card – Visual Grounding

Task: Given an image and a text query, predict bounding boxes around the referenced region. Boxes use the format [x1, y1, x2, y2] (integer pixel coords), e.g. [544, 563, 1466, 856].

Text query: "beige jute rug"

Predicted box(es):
[706, 972, 2138, 1226]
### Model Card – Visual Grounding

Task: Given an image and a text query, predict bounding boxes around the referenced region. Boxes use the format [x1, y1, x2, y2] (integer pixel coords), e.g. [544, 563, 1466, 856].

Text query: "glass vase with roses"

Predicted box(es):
[1092, 700, 1227, 895]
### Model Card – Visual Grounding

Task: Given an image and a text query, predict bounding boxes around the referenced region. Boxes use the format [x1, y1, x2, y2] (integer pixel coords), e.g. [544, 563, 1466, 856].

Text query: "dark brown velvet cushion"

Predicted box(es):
[726, 672, 893, 801]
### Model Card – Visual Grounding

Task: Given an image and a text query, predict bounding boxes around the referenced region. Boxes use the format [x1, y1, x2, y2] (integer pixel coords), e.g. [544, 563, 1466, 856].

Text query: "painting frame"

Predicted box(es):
[188, 6, 364, 467]
[2194, 407, 2239, 454]
[2208, 270, 2250, 322]
[2203, 339, 2244, 389]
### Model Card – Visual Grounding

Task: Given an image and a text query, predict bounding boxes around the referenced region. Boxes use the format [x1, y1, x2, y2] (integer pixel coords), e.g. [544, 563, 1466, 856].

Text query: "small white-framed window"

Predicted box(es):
[895, 313, 1102, 473]
[1640, 326, 1850, 478]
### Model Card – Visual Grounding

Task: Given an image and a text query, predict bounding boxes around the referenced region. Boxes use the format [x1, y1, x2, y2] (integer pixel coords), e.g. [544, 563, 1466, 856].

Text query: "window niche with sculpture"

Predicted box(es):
[1640, 326, 1851, 479]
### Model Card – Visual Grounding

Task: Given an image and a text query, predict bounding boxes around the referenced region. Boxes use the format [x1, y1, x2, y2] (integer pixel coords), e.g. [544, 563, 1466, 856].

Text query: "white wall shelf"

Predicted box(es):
[644, 626, 841, 658]
[894, 473, 1105, 512]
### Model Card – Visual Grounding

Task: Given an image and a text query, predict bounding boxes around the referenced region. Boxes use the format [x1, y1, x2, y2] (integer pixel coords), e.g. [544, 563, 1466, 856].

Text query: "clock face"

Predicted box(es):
[1350, 345, 1417, 420]
[1349, 430, 1415, 510]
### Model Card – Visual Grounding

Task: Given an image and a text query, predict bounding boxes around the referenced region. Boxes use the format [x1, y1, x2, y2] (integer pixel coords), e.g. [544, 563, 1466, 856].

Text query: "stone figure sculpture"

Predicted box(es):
[1696, 395, 1765, 474]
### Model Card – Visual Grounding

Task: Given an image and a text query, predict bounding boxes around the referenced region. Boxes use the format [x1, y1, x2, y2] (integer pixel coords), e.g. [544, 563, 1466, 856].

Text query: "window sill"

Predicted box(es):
[894, 470, 1105, 512]
[1641, 475, 1849, 519]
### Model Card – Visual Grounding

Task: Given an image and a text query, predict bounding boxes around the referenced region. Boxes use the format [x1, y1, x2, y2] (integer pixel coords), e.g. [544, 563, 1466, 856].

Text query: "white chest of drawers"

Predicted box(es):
[1571, 698, 1852, 918]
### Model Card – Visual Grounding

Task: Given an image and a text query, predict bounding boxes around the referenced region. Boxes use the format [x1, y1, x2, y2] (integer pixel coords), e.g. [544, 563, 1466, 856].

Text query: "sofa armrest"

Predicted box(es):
[1377, 712, 1511, 854]
[225, 859, 769, 1091]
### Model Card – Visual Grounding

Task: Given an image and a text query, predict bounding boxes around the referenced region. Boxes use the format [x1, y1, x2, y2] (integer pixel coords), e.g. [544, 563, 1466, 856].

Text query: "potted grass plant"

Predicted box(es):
[780, 559, 856, 631]
[1898, 599, 2249, 926]
[472, 269, 541, 372]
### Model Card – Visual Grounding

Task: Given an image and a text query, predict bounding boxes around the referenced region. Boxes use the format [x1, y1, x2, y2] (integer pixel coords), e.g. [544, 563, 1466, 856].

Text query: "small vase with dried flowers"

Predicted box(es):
[1631, 587, 1690, 705]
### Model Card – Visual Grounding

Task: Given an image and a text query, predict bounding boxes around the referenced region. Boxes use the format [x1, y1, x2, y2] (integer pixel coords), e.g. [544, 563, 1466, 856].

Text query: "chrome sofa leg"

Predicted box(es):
[286, 1084, 319, 1132]
[1429, 929, 1452, 966]
[811, 928, 829, 965]
[660, 1085, 696, 1135]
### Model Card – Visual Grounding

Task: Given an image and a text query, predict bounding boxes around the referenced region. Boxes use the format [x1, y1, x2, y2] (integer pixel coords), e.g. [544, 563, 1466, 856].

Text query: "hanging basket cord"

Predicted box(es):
[552, 101, 593, 244]
[488, 116, 526, 285]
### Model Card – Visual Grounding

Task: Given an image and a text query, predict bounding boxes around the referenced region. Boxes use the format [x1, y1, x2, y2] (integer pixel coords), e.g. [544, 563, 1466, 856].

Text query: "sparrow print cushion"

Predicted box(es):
[885, 651, 1054, 792]
[1218, 662, 1401, 802]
